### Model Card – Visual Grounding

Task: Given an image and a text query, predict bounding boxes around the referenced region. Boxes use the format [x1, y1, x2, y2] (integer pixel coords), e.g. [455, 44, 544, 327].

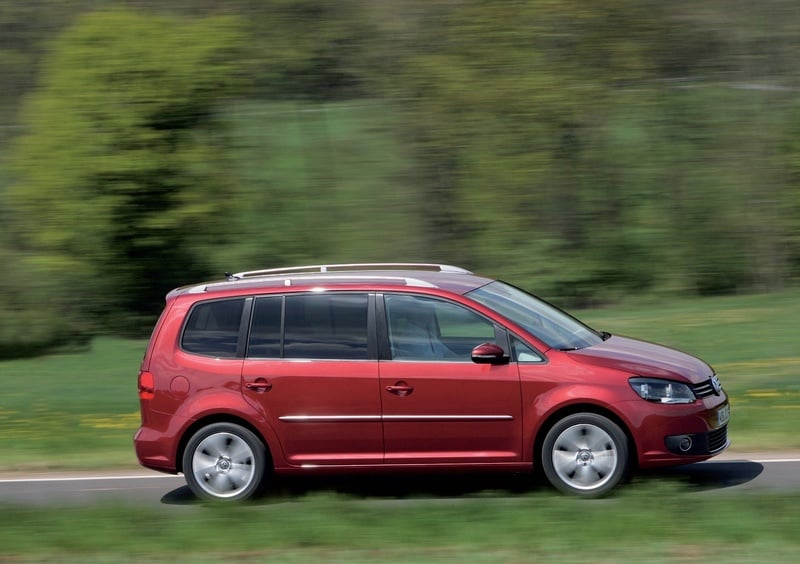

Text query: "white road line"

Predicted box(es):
[742, 458, 800, 464]
[0, 474, 181, 484]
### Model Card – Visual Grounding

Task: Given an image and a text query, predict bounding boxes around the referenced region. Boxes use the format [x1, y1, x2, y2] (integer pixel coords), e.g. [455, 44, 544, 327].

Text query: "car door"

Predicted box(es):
[242, 293, 383, 466]
[378, 293, 523, 464]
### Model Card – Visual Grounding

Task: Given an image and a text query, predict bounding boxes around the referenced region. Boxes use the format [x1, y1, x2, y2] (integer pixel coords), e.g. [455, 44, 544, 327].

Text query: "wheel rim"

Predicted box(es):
[551, 423, 619, 491]
[191, 432, 256, 499]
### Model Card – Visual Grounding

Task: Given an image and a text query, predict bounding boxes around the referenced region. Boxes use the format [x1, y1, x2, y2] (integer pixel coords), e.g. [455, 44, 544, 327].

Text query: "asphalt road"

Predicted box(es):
[1, 452, 798, 507]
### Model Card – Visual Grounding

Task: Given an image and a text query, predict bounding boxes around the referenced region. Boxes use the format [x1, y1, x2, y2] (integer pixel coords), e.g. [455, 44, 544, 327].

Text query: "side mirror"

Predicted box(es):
[471, 342, 509, 365]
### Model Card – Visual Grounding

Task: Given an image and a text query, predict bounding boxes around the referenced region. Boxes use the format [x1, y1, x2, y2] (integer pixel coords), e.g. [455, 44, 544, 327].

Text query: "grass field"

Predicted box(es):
[1, 290, 798, 473]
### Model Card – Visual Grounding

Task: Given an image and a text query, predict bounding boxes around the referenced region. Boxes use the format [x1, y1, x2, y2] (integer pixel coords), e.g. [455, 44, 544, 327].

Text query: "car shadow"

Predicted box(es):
[636, 460, 764, 492]
[160, 472, 546, 505]
[160, 460, 765, 505]
[269, 472, 544, 499]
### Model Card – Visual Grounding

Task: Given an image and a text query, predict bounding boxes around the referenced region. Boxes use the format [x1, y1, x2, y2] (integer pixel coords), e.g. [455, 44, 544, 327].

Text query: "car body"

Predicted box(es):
[134, 263, 730, 501]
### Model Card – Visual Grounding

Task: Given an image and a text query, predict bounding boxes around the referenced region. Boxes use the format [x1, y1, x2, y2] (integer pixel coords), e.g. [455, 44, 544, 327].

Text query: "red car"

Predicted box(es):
[134, 263, 730, 501]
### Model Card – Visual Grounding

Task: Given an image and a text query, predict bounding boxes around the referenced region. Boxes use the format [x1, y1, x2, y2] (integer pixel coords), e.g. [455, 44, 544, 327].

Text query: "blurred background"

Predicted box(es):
[1, 0, 799, 358]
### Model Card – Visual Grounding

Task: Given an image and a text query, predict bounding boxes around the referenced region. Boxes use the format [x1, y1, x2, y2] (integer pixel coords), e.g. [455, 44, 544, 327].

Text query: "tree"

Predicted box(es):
[7, 9, 248, 334]
[373, 0, 671, 302]
[237, 0, 372, 101]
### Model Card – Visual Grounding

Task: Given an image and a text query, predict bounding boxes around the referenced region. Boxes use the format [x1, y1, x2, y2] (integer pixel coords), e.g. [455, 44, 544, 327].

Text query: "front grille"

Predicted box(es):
[692, 379, 716, 398]
[708, 425, 728, 452]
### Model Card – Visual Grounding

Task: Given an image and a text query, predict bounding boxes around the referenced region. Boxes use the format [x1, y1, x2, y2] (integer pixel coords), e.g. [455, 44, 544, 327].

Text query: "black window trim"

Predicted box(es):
[236, 297, 254, 358]
[180, 292, 548, 364]
[244, 294, 284, 359]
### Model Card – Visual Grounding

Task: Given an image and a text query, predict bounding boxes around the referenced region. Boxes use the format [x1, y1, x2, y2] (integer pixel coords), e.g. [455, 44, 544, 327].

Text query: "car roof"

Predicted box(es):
[169, 263, 493, 299]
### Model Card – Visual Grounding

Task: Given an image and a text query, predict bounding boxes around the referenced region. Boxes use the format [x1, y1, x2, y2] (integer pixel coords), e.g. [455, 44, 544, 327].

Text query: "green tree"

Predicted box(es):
[224, 0, 372, 101]
[7, 9, 248, 335]
[369, 0, 800, 302]
[374, 0, 672, 302]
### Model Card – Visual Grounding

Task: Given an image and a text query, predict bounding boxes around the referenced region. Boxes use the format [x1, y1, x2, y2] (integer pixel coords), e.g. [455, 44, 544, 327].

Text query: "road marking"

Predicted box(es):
[742, 458, 800, 464]
[0, 474, 181, 484]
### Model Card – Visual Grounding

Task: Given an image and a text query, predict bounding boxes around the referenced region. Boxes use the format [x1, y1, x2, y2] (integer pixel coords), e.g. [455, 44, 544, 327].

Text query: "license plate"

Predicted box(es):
[716, 404, 730, 427]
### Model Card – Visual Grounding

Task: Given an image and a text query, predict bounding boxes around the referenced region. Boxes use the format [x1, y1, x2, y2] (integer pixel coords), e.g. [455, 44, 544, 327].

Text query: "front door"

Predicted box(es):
[379, 294, 522, 464]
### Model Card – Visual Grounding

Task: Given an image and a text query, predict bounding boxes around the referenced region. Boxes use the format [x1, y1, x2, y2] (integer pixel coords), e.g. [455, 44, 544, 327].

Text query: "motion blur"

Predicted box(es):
[1, 1, 799, 359]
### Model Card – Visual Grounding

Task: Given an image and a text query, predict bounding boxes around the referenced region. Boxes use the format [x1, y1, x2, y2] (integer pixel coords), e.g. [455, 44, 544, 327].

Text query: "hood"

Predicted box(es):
[567, 335, 713, 384]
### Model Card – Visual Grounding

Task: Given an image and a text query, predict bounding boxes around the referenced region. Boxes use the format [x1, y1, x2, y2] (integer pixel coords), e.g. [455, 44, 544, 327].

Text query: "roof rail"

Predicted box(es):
[229, 263, 472, 280]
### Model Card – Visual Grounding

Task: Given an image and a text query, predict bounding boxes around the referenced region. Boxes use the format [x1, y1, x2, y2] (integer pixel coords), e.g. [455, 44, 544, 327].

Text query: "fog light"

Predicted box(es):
[679, 436, 693, 452]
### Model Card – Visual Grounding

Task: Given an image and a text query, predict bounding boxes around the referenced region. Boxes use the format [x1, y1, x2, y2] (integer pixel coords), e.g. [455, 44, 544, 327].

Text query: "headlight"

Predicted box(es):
[629, 377, 696, 404]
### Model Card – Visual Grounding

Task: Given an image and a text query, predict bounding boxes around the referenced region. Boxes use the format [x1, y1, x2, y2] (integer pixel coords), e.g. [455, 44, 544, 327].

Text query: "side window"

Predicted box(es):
[512, 336, 545, 363]
[182, 298, 245, 358]
[283, 294, 369, 360]
[385, 294, 496, 361]
[247, 297, 283, 358]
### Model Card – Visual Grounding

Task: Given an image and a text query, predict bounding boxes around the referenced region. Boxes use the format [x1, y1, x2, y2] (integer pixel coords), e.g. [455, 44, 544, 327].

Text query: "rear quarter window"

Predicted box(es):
[181, 298, 245, 358]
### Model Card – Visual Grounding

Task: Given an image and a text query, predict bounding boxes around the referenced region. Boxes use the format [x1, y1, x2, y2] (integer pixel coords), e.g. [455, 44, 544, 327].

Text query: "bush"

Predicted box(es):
[0, 250, 93, 359]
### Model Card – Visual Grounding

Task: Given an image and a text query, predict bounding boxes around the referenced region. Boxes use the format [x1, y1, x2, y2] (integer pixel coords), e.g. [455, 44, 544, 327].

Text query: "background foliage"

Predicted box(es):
[1, 0, 799, 357]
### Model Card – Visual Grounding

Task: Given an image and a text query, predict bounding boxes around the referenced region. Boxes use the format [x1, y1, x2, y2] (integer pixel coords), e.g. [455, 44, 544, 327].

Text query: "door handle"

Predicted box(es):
[244, 378, 273, 393]
[386, 381, 413, 396]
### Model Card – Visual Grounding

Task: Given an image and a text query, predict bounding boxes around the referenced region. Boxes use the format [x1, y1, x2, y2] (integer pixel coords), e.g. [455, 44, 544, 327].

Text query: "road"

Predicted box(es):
[1, 452, 798, 506]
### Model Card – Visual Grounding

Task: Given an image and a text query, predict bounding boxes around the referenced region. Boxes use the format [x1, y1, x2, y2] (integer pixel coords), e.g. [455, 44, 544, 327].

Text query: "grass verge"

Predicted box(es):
[0, 483, 798, 562]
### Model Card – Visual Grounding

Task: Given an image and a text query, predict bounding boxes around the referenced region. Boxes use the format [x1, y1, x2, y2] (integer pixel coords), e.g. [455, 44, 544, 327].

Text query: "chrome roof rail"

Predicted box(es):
[229, 263, 472, 280]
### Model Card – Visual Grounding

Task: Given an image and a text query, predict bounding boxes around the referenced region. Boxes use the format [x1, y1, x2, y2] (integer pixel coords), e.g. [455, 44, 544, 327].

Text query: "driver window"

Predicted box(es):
[385, 294, 496, 361]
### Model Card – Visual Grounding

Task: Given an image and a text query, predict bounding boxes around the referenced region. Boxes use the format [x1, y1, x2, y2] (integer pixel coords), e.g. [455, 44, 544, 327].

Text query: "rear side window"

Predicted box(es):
[283, 294, 368, 359]
[182, 298, 245, 358]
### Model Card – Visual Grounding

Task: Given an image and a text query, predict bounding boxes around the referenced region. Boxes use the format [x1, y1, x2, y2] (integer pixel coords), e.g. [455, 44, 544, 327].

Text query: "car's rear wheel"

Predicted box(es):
[183, 423, 266, 502]
[541, 413, 628, 497]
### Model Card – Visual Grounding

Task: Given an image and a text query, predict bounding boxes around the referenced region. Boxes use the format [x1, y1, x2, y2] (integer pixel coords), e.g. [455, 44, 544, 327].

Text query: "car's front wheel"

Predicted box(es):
[541, 413, 629, 497]
[183, 423, 266, 502]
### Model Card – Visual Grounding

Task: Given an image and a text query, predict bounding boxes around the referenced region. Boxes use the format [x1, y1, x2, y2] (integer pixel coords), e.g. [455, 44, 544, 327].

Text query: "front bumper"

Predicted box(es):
[630, 395, 730, 468]
[665, 425, 730, 456]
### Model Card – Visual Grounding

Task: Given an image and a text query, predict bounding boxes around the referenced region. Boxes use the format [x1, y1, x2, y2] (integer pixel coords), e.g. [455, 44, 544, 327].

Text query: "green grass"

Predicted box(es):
[0, 484, 798, 562]
[0, 291, 798, 474]
[0, 337, 145, 470]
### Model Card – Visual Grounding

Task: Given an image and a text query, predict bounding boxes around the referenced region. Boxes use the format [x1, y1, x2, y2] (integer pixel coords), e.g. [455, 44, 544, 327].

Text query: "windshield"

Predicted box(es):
[467, 281, 604, 350]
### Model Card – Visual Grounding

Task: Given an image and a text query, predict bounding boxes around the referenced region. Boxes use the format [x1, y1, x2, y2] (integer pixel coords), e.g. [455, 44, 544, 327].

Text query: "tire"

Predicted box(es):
[183, 423, 267, 502]
[541, 413, 629, 497]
